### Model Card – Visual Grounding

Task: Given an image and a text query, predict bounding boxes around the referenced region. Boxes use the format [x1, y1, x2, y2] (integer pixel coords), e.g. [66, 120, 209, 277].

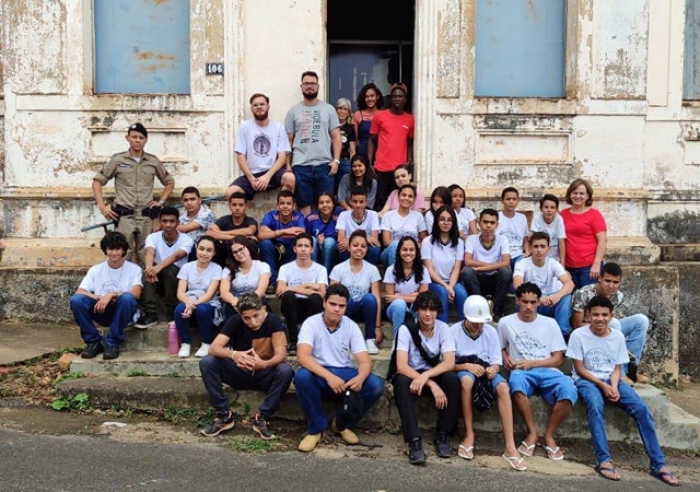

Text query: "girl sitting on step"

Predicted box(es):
[219, 235, 271, 319]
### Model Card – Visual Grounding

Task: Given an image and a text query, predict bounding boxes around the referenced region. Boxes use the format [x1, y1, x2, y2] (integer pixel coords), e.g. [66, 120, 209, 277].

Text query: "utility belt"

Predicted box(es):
[112, 204, 161, 220]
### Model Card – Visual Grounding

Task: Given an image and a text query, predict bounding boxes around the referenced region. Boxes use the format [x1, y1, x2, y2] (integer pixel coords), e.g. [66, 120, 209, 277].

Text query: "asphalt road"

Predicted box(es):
[0, 428, 696, 492]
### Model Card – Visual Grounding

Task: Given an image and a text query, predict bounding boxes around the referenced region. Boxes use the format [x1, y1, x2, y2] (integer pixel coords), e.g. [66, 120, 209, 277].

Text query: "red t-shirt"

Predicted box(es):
[561, 207, 607, 268]
[369, 110, 414, 172]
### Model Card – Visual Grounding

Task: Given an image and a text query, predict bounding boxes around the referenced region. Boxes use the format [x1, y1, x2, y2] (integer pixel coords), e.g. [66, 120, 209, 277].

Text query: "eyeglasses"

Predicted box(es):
[231, 248, 246, 256]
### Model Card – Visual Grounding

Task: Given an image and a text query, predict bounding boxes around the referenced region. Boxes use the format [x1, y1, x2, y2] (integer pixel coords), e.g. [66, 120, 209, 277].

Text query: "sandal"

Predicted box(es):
[650, 468, 680, 486]
[502, 454, 527, 471]
[458, 444, 474, 460]
[541, 444, 564, 461]
[595, 465, 621, 481]
[517, 440, 536, 457]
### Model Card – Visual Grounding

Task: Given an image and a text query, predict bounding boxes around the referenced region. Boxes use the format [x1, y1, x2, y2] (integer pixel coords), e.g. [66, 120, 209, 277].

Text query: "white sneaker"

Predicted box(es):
[195, 343, 211, 358]
[365, 339, 379, 355]
[177, 343, 191, 358]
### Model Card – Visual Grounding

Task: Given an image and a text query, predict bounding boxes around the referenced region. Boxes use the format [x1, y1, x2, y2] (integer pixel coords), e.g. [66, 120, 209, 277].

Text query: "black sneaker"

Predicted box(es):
[80, 341, 104, 359]
[253, 413, 276, 440]
[266, 284, 276, 296]
[434, 431, 452, 458]
[408, 437, 427, 465]
[134, 313, 158, 329]
[103, 345, 120, 360]
[287, 342, 297, 356]
[200, 409, 235, 437]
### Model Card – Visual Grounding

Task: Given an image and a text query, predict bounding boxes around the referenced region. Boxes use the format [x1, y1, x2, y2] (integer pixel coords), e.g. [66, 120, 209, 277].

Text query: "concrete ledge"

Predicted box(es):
[56, 376, 700, 450]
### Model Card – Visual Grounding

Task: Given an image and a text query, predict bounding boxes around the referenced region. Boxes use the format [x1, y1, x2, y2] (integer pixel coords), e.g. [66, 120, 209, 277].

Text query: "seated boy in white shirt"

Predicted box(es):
[529, 194, 566, 263]
[513, 232, 574, 336]
[336, 186, 381, 264]
[566, 296, 678, 485]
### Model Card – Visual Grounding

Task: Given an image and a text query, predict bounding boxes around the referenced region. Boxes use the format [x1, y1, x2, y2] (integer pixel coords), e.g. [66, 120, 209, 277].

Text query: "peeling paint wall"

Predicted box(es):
[0, 0, 699, 244]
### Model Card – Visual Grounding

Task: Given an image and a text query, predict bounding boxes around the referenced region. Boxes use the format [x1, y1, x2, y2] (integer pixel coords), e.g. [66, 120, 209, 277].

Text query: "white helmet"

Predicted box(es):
[463, 295, 492, 323]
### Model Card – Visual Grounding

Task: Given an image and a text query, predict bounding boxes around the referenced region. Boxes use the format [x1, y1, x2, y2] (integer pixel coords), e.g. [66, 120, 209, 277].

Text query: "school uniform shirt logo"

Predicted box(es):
[583, 348, 617, 374]
[513, 332, 548, 360]
[253, 133, 272, 157]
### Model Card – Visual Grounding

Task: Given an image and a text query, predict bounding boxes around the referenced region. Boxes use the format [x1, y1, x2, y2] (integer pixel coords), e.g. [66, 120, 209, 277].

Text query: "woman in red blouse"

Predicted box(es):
[560, 179, 607, 290]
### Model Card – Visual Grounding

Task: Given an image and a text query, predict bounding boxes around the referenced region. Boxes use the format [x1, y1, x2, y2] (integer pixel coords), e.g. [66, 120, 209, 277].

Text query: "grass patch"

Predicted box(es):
[126, 368, 148, 377]
[226, 436, 277, 454]
[164, 372, 181, 378]
[54, 371, 84, 386]
[163, 406, 198, 424]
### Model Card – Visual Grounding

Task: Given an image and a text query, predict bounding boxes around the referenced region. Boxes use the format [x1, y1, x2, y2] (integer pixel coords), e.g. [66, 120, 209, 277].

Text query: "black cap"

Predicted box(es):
[128, 123, 148, 138]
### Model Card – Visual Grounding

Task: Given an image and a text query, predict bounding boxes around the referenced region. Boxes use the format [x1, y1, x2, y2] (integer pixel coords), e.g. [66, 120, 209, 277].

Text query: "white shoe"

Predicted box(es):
[177, 343, 191, 358]
[195, 343, 211, 358]
[365, 339, 379, 355]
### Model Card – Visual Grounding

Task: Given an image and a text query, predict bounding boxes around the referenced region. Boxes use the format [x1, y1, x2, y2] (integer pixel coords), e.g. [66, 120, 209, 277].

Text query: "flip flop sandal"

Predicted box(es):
[458, 444, 474, 460]
[650, 469, 680, 486]
[517, 441, 536, 457]
[541, 444, 564, 461]
[502, 454, 527, 471]
[595, 465, 621, 481]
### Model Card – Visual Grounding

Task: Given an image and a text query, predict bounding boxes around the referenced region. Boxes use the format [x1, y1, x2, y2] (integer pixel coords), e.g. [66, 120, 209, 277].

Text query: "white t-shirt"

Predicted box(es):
[425, 208, 476, 237]
[397, 320, 455, 371]
[498, 313, 567, 368]
[336, 210, 380, 236]
[497, 212, 529, 258]
[234, 119, 291, 174]
[222, 260, 271, 296]
[421, 235, 465, 283]
[329, 260, 381, 302]
[530, 213, 567, 261]
[513, 257, 567, 296]
[464, 234, 510, 276]
[177, 261, 223, 307]
[79, 260, 143, 296]
[278, 261, 328, 299]
[381, 210, 427, 242]
[566, 325, 629, 381]
[298, 313, 367, 367]
[144, 232, 194, 269]
[383, 265, 431, 296]
[450, 322, 502, 365]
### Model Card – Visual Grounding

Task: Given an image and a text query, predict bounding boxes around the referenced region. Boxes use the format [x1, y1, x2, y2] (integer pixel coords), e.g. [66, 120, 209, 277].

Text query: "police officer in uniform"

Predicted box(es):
[92, 123, 175, 265]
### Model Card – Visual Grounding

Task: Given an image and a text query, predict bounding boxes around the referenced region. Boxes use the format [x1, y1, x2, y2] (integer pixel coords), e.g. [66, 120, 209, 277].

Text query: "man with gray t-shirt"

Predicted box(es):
[285, 71, 342, 215]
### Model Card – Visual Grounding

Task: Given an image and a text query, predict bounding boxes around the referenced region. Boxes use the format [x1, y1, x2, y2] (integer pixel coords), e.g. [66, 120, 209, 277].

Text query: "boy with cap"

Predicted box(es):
[452, 295, 525, 470]
[92, 123, 175, 265]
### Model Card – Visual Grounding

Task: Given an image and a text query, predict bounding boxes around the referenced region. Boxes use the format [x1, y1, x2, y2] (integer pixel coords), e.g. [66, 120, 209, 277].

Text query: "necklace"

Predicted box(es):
[107, 263, 124, 290]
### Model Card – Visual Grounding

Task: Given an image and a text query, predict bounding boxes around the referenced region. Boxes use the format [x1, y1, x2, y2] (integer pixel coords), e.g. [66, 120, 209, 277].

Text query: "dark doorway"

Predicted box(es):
[327, 0, 415, 110]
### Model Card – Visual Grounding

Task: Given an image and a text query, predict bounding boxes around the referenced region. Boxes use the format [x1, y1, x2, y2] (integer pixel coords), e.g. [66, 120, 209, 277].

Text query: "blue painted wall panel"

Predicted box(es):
[475, 0, 565, 98]
[95, 0, 190, 94]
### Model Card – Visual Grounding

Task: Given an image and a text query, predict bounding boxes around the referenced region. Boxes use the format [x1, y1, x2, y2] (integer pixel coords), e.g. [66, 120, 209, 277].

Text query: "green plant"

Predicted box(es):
[164, 372, 181, 378]
[163, 406, 198, 424]
[54, 371, 84, 386]
[127, 368, 148, 377]
[51, 392, 92, 412]
[226, 436, 277, 454]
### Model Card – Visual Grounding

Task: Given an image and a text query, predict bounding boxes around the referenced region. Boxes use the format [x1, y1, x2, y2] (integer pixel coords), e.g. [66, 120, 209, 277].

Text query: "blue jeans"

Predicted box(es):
[428, 283, 467, 323]
[294, 367, 385, 434]
[339, 245, 381, 265]
[70, 293, 139, 347]
[334, 158, 352, 193]
[312, 236, 338, 274]
[610, 314, 649, 374]
[536, 294, 572, 336]
[293, 163, 335, 209]
[174, 302, 217, 344]
[575, 378, 666, 472]
[386, 299, 412, 339]
[509, 367, 578, 405]
[346, 293, 378, 340]
[259, 239, 296, 286]
[380, 240, 398, 267]
[567, 265, 598, 291]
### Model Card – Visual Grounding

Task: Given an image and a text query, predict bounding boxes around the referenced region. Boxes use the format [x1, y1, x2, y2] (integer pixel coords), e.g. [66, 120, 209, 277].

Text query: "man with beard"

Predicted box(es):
[285, 71, 342, 216]
[226, 93, 294, 200]
[368, 83, 415, 210]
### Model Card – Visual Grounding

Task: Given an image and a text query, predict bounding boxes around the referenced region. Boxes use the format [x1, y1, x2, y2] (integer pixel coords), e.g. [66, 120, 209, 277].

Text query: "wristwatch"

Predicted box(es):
[331, 159, 339, 164]
[158, 199, 165, 206]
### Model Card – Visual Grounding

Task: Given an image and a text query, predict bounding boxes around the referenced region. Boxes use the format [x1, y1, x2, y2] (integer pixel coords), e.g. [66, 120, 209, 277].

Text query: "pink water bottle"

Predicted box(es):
[168, 321, 179, 354]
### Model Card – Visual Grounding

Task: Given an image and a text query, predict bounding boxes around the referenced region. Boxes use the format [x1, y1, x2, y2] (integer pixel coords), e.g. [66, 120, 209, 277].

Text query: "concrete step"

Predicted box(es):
[55, 375, 700, 450]
[70, 349, 394, 379]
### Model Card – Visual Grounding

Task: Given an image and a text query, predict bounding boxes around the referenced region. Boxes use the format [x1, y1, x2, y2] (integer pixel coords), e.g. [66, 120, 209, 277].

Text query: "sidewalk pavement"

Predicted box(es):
[0, 322, 82, 366]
